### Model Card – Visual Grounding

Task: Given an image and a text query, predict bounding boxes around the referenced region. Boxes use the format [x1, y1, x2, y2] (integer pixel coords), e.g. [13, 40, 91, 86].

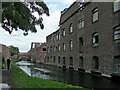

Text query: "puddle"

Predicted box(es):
[0, 83, 10, 89]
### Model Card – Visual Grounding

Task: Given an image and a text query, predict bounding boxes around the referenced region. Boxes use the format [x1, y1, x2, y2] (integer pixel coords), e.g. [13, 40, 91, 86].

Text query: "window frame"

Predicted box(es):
[92, 32, 99, 47]
[69, 40, 73, 51]
[92, 8, 99, 23]
[113, 25, 120, 44]
[58, 56, 61, 64]
[113, 0, 120, 13]
[63, 43, 65, 52]
[70, 57, 73, 66]
[78, 18, 84, 29]
[69, 23, 73, 34]
[92, 56, 99, 70]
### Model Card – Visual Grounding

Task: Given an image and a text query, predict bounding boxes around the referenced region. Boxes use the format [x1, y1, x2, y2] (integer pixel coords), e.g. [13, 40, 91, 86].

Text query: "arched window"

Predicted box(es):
[92, 56, 99, 70]
[63, 43, 65, 51]
[92, 32, 98, 47]
[114, 25, 120, 44]
[50, 46, 53, 53]
[50, 56, 52, 63]
[53, 56, 55, 63]
[58, 56, 60, 64]
[70, 57, 73, 66]
[78, 18, 84, 29]
[69, 40, 73, 51]
[63, 57, 65, 65]
[79, 56, 84, 68]
[63, 28, 66, 36]
[56, 46, 58, 52]
[58, 44, 60, 51]
[69, 23, 73, 33]
[47, 47, 49, 53]
[114, 56, 120, 74]
[113, 0, 120, 12]
[92, 8, 98, 22]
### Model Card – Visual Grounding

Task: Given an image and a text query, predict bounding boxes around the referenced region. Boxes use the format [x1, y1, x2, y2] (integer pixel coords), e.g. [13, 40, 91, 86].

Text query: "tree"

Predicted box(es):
[2, 1, 49, 36]
[9, 45, 19, 56]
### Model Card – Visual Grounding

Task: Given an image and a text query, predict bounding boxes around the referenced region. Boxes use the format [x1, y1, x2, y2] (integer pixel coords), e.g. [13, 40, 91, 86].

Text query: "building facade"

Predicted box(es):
[0, 44, 11, 61]
[30, 42, 47, 63]
[46, 2, 120, 77]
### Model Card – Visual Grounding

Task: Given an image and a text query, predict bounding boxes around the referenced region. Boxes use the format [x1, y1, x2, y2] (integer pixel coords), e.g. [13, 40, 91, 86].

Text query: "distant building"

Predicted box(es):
[46, 2, 120, 77]
[30, 42, 47, 63]
[18, 52, 27, 60]
[0, 44, 11, 61]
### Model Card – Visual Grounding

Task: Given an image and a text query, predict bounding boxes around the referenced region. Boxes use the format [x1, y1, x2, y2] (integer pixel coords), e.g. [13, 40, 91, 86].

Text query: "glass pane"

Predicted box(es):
[93, 37, 96, 43]
[82, 20, 84, 28]
[114, 1, 119, 12]
[93, 11, 98, 22]
[114, 34, 120, 39]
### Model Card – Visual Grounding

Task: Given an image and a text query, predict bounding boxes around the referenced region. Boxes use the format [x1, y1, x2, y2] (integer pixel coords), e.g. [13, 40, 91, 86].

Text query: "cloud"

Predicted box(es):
[62, 0, 76, 4]
[44, 0, 75, 4]
[0, 1, 73, 52]
[0, 9, 61, 52]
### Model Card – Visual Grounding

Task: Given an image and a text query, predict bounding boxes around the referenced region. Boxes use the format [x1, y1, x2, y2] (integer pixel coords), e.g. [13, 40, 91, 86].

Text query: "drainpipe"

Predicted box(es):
[30, 42, 33, 77]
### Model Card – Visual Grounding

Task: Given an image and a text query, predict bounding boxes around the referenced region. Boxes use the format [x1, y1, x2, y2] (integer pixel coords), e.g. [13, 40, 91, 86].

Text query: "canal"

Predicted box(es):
[16, 61, 120, 89]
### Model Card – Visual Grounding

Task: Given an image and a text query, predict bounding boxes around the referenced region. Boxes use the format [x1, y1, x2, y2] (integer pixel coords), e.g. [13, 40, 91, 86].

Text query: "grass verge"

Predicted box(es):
[11, 60, 88, 89]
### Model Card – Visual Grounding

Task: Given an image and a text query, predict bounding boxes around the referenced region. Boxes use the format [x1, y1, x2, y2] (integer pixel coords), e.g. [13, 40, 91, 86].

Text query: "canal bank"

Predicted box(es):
[16, 61, 120, 89]
[11, 60, 87, 89]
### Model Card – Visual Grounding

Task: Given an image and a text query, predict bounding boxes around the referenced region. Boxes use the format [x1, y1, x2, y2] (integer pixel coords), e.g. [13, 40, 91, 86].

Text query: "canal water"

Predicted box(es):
[16, 61, 120, 89]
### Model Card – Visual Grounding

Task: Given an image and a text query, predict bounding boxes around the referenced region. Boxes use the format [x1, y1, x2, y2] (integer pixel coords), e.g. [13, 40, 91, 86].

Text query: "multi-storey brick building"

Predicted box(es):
[30, 42, 47, 63]
[46, 1, 120, 77]
[0, 44, 11, 61]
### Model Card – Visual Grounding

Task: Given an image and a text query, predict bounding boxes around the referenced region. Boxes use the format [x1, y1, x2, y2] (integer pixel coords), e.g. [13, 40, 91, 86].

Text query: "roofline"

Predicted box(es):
[46, 29, 60, 38]
[59, 2, 90, 26]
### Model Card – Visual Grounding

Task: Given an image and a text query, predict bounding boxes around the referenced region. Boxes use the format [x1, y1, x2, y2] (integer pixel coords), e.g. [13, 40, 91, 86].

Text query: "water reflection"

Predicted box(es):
[16, 61, 120, 88]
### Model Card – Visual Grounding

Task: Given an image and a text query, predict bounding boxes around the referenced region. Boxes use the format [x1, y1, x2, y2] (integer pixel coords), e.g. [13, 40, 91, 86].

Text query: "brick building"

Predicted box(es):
[46, 1, 120, 77]
[30, 42, 47, 63]
[0, 44, 11, 61]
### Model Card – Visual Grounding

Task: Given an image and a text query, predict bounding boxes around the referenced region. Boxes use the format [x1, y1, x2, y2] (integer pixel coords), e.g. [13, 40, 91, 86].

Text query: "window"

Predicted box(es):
[58, 44, 60, 51]
[56, 34, 58, 41]
[78, 18, 84, 29]
[92, 32, 99, 47]
[79, 37, 83, 53]
[114, 56, 120, 74]
[70, 57, 73, 66]
[63, 43, 65, 51]
[43, 48, 46, 51]
[114, 0, 120, 12]
[50, 46, 53, 53]
[58, 33, 61, 41]
[63, 57, 65, 65]
[50, 56, 52, 63]
[114, 26, 120, 44]
[69, 40, 73, 51]
[58, 56, 60, 64]
[92, 56, 99, 70]
[53, 56, 55, 63]
[53, 36, 55, 43]
[53, 46, 56, 52]
[79, 56, 84, 68]
[47, 47, 49, 53]
[63, 28, 66, 36]
[69, 23, 73, 33]
[56, 46, 58, 52]
[92, 8, 98, 22]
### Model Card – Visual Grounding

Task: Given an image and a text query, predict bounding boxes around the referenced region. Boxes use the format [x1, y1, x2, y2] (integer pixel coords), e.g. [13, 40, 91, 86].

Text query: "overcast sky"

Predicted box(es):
[0, 0, 76, 52]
